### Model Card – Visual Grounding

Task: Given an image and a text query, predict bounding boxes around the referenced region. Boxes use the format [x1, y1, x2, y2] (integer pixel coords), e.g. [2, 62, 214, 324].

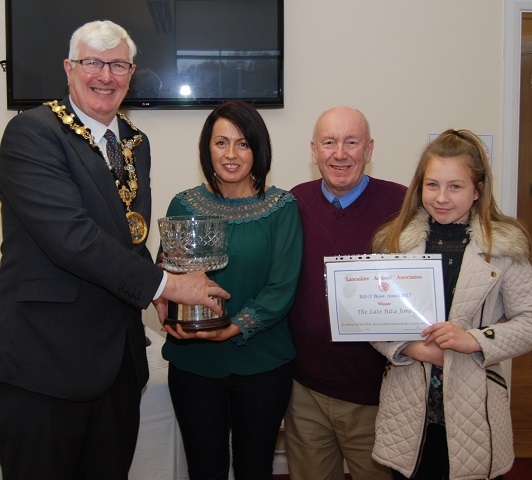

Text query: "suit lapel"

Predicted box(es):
[58, 100, 133, 245]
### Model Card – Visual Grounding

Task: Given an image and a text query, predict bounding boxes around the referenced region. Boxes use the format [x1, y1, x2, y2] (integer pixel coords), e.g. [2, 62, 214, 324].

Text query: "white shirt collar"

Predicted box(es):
[69, 96, 120, 143]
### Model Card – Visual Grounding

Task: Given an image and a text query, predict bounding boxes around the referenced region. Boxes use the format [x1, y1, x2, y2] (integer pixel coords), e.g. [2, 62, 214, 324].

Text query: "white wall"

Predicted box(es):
[0, 0, 505, 318]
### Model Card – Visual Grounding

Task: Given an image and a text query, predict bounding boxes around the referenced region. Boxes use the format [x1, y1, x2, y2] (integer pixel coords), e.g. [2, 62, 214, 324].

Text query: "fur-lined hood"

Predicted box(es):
[399, 208, 530, 262]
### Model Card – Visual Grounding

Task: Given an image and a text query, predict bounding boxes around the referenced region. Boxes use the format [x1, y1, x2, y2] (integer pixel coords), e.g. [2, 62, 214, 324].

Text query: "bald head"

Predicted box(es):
[313, 107, 371, 144]
[311, 106, 374, 198]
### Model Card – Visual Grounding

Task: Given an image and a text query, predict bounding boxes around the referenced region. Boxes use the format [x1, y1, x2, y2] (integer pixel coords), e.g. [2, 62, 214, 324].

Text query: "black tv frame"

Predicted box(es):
[3, 0, 284, 110]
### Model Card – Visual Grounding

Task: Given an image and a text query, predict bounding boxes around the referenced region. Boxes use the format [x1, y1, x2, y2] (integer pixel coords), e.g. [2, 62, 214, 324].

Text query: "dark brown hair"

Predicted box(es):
[198, 100, 271, 198]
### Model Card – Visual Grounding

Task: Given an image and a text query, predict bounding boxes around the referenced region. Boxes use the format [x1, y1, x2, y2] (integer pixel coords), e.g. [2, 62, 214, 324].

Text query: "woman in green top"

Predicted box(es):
[161, 100, 303, 480]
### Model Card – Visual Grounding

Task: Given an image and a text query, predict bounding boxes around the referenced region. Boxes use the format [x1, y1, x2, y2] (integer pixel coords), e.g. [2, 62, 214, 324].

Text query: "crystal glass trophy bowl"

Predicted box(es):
[158, 215, 230, 332]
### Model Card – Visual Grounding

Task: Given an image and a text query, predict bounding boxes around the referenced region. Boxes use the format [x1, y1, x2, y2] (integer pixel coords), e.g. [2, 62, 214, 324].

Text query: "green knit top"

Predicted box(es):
[161, 184, 303, 378]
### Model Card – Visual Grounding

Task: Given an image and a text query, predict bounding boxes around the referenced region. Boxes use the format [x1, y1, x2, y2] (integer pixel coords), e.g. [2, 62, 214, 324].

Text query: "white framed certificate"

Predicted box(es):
[325, 254, 445, 341]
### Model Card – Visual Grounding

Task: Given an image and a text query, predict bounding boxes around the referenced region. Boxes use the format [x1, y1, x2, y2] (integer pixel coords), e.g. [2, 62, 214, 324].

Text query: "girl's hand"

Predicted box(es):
[422, 321, 481, 354]
[402, 341, 444, 366]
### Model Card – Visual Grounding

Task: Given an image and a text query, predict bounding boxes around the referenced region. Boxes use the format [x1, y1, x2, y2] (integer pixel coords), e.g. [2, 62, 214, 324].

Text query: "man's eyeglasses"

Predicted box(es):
[70, 59, 133, 76]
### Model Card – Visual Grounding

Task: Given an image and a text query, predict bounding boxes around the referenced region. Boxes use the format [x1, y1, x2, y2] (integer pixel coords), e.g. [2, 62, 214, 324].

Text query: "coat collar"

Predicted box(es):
[399, 208, 529, 262]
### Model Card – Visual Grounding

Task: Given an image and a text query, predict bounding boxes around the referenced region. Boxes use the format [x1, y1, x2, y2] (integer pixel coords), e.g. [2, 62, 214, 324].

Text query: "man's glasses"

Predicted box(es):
[70, 59, 133, 76]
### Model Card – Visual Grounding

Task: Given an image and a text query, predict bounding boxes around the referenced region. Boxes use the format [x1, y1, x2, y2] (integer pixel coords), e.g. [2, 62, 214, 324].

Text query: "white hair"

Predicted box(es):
[68, 20, 137, 62]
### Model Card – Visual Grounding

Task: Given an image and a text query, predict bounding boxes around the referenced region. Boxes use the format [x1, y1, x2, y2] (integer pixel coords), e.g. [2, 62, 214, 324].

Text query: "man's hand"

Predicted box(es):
[152, 296, 169, 326]
[160, 271, 230, 317]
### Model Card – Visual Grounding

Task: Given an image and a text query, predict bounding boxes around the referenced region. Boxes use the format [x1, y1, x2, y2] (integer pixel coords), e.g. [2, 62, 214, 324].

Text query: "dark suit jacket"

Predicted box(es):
[0, 98, 164, 401]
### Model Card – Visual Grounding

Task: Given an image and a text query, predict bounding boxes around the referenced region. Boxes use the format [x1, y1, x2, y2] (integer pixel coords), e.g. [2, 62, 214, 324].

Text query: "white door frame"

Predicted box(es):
[502, 1, 532, 215]
[500, 0, 532, 388]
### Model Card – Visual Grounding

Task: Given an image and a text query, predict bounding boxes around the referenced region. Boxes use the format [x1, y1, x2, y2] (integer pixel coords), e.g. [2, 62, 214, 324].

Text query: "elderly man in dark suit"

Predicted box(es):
[0, 20, 228, 480]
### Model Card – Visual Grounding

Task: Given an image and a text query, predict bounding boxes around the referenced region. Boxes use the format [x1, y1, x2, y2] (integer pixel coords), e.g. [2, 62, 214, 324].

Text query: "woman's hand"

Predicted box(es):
[162, 322, 240, 341]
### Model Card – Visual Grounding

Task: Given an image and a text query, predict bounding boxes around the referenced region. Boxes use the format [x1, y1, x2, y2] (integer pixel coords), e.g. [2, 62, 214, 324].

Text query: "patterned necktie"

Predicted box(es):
[332, 198, 342, 209]
[104, 129, 123, 181]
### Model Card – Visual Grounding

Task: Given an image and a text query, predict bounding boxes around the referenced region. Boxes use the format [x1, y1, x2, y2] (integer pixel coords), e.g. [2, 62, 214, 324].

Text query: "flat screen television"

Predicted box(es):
[4, 0, 284, 110]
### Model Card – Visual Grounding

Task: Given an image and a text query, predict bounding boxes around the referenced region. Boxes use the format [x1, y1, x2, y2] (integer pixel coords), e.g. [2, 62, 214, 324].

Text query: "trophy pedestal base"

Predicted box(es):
[164, 316, 231, 332]
[165, 300, 230, 332]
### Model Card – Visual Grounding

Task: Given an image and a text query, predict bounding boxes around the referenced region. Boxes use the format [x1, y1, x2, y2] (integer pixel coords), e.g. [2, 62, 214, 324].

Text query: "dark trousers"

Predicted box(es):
[392, 424, 503, 480]
[0, 344, 141, 480]
[168, 362, 293, 480]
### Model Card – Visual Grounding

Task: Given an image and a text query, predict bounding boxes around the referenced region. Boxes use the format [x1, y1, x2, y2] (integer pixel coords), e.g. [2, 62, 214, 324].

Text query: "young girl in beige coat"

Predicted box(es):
[371, 129, 532, 480]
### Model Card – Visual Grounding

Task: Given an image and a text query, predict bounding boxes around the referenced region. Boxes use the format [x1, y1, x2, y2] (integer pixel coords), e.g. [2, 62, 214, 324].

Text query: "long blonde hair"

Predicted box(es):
[372, 129, 531, 262]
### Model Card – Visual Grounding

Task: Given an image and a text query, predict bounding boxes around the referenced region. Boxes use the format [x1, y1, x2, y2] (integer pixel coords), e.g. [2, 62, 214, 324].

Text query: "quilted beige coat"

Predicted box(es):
[372, 210, 532, 480]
